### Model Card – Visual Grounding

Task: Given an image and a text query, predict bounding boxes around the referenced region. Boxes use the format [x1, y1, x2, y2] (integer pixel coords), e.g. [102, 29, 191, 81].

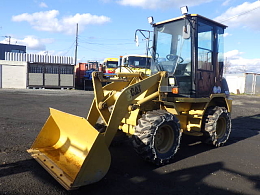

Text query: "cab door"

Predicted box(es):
[196, 21, 215, 97]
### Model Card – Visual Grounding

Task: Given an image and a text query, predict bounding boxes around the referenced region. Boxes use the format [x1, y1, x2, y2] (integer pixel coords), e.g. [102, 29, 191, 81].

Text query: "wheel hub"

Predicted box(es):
[216, 116, 227, 138]
[155, 124, 174, 154]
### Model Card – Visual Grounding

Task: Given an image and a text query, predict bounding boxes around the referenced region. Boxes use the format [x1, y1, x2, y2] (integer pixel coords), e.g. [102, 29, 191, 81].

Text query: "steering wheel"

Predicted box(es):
[166, 54, 184, 63]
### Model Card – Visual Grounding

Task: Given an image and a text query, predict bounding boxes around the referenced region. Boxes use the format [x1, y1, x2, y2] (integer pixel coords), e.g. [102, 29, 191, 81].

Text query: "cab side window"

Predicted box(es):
[198, 22, 213, 71]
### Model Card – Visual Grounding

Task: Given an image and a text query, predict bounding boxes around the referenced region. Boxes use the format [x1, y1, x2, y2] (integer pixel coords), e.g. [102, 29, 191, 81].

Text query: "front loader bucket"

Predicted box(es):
[27, 108, 111, 190]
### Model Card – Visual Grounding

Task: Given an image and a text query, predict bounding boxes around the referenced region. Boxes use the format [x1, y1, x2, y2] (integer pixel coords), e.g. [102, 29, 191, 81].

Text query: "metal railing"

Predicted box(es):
[5, 52, 74, 65]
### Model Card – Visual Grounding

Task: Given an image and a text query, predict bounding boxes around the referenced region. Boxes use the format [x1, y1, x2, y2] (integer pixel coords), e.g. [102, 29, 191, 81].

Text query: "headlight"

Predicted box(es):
[169, 77, 175, 86]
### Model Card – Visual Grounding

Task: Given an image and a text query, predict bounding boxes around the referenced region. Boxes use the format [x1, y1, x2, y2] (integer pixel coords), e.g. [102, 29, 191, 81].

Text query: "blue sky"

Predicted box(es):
[1, 0, 260, 73]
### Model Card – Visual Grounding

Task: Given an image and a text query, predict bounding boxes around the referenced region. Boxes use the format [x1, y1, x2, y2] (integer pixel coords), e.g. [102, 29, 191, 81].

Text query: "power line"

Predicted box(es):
[78, 45, 124, 56]
[78, 44, 146, 56]
[61, 40, 76, 56]
[78, 36, 138, 46]
[77, 36, 146, 51]
[78, 35, 133, 41]
[220, 2, 260, 23]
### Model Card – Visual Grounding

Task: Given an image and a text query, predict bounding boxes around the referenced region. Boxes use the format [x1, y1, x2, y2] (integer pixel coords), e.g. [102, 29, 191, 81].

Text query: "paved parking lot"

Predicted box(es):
[0, 89, 259, 195]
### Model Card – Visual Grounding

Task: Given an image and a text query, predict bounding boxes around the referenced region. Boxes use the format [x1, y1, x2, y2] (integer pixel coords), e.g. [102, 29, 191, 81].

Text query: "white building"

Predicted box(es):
[224, 73, 260, 94]
[0, 60, 27, 88]
[0, 53, 75, 89]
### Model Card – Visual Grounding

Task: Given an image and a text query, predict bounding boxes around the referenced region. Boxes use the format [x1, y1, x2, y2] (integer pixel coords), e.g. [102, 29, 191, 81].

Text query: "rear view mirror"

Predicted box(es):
[124, 58, 129, 66]
[183, 24, 190, 39]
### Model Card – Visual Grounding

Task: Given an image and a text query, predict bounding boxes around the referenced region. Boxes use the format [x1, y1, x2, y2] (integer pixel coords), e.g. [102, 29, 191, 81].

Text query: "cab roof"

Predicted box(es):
[104, 58, 118, 62]
[154, 14, 227, 28]
[122, 54, 152, 58]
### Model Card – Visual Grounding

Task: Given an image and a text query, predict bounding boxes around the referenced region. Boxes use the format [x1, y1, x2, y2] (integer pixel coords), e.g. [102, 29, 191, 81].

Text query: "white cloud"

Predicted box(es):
[100, 0, 112, 3]
[215, 1, 260, 30]
[0, 36, 54, 51]
[223, 32, 231, 37]
[39, 2, 48, 8]
[35, 50, 61, 56]
[225, 50, 243, 59]
[12, 10, 111, 35]
[0, 36, 11, 44]
[116, 0, 212, 9]
[21, 37, 43, 50]
[222, 0, 232, 6]
[225, 50, 260, 73]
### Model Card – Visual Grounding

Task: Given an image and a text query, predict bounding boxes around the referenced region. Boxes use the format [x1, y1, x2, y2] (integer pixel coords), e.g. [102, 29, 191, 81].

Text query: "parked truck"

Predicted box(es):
[75, 61, 99, 90]
[116, 54, 152, 75]
[103, 57, 119, 73]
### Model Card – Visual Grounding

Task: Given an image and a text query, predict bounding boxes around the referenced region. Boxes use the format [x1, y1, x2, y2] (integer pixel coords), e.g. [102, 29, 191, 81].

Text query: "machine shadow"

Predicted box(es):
[73, 140, 259, 195]
[0, 159, 33, 178]
[227, 113, 260, 145]
[71, 114, 260, 194]
[15, 114, 259, 194]
[0, 158, 52, 180]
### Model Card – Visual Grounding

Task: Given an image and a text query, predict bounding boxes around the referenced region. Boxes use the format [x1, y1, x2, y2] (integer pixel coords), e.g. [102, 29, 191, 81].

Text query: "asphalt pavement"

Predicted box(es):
[0, 89, 259, 195]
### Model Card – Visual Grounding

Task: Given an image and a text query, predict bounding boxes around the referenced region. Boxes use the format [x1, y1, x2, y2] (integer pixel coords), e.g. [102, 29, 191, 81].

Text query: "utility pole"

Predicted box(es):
[5, 36, 11, 44]
[1, 35, 11, 44]
[74, 23, 78, 66]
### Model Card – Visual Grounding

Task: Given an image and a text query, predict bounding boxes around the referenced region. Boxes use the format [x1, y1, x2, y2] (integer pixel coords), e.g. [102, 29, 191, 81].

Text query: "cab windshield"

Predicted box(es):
[106, 61, 118, 68]
[125, 56, 151, 68]
[151, 19, 191, 76]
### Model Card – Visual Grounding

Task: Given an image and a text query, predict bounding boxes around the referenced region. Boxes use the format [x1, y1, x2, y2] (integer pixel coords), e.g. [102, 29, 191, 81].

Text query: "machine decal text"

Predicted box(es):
[130, 85, 141, 97]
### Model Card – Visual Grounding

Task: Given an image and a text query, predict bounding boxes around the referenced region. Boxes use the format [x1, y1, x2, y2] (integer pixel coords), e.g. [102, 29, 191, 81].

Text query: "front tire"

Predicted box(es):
[132, 110, 181, 166]
[202, 106, 231, 147]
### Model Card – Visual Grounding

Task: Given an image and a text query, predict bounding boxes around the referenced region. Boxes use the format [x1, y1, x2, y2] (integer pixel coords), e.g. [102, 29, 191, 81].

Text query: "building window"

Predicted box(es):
[11, 49, 26, 53]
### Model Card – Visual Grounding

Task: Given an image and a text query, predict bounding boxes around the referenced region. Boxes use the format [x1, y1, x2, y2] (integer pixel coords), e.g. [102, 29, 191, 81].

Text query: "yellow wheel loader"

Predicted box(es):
[28, 14, 232, 190]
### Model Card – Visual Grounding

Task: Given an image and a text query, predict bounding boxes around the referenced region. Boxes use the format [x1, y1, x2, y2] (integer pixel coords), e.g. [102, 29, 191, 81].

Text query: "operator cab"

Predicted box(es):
[151, 14, 227, 98]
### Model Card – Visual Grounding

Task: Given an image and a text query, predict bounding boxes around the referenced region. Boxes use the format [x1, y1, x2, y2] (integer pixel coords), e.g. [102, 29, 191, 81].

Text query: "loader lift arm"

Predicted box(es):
[88, 71, 163, 146]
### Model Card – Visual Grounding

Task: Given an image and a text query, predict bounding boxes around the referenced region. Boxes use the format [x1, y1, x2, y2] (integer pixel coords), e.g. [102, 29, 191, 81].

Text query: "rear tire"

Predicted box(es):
[202, 106, 231, 147]
[132, 110, 181, 166]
